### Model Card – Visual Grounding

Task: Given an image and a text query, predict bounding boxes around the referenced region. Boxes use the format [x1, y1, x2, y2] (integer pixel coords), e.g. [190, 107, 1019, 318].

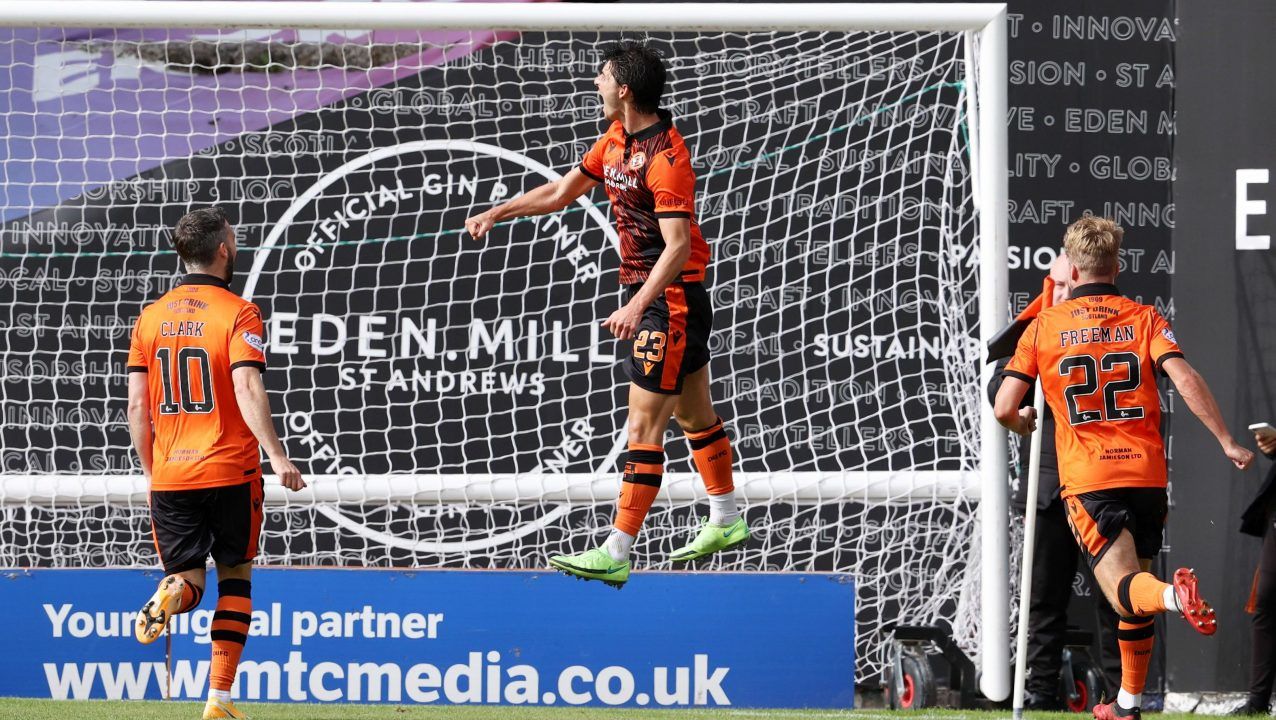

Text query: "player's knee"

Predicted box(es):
[672, 393, 717, 431]
[215, 561, 252, 581]
[1096, 581, 1125, 615]
[672, 406, 711, 431]
[626, 416, 662, 446]
[1103, 592, 1125, 617]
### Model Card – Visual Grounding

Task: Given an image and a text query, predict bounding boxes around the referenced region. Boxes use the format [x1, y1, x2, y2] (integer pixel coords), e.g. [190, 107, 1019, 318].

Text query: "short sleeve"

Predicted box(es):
[230, 303, 267, 372]
[1149, 310, 1184, 370]
[126, 318, 148, 373]
[646, 148, 695, 219]
[1003, 317, 1040, 383]
[579, 134, 607, 183]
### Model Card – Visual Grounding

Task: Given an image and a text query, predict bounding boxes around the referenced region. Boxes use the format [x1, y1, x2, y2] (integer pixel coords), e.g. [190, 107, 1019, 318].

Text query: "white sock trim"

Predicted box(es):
[707, 492, 739, 526]
[1117, 689, 1142, 710]
[605, 529, 634, 562]
[1163, 584, 1181, 612]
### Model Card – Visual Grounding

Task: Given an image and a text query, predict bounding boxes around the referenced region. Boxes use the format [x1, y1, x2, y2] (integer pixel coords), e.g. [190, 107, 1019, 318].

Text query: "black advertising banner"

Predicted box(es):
[1004, 2, 1175, 312]
[1173, 0, 1276, 695]
[1000, 0, 1176, 695]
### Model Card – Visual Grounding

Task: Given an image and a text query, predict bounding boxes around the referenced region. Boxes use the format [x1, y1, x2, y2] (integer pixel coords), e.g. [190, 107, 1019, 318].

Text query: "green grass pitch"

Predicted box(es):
[0, 701, 1209, 720]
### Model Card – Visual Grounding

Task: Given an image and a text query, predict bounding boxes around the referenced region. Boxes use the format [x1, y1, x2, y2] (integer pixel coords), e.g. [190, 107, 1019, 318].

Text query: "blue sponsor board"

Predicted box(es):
[0, 569, 854, 708]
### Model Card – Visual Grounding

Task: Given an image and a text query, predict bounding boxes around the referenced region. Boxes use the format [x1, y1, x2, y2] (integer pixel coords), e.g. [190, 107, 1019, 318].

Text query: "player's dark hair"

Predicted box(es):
[602, 40, 666, 114]
[173, 207, 231, 268]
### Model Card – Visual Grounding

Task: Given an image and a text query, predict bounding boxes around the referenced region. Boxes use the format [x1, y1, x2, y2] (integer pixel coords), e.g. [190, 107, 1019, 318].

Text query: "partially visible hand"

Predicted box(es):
[1256, 432, 1276, 457]
[270, 455, 306, 491]
[465, 211, 496, 241]
[1015, 407, 1038, 436]
[1227, 441, 1256, 470]
[602, 302, 644, 341]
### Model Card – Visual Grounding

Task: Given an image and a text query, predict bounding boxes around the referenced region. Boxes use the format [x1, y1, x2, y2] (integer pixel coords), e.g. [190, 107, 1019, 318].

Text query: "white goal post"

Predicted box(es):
[0, 1, 1008, 697]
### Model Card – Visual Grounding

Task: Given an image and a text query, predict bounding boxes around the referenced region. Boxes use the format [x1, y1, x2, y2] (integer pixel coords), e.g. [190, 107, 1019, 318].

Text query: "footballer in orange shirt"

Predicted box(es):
[465, 40, 744, 587]
[996, 217, 1253, 720]
[125, 207, 304, 720]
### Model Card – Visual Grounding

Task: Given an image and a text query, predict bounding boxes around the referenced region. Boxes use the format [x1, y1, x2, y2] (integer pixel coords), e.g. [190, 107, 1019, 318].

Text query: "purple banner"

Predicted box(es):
[0, 2, 525, 221]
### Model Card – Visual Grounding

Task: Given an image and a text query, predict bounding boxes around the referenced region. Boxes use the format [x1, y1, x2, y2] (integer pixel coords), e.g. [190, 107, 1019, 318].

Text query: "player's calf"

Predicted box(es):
[683, 416, 741, 526]
[1115, 615, 1155, 713]
[548, 441, 660, 587]
[1111, 567, 1216, 635]
[209, 578, 253, 701]
[1112, 570, 1177, 616]
[135, 574, 203, 644]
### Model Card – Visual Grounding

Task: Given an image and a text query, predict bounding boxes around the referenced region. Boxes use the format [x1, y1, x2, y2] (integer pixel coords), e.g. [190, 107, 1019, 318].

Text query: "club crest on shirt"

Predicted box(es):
[628, 152, 647, 171]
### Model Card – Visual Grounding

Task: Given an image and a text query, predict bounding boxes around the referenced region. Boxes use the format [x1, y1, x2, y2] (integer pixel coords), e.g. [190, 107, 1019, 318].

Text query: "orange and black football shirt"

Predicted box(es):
[579, 109, 710, 285]
[1003, 283, 1183, 497]
[126, 274, 267, 491]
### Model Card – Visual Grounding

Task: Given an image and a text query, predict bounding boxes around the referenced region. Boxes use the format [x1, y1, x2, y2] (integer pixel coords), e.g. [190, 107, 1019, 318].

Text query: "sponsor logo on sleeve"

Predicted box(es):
[243, 331, 265, 352]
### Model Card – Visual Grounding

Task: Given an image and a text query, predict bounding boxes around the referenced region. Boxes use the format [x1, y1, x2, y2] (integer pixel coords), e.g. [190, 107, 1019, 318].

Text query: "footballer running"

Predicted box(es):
[995, 217, 1254, 720]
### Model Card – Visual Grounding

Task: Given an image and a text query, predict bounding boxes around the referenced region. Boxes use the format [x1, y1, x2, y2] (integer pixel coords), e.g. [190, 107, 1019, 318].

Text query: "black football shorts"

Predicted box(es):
[1064, 486, 1168, 570]
[625, 282, 712, 395]
[149, 476, 264, 574]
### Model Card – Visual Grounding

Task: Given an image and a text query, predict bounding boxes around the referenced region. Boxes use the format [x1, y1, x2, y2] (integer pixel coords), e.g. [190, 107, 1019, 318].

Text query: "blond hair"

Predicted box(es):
[1063, 216, 1123, 276]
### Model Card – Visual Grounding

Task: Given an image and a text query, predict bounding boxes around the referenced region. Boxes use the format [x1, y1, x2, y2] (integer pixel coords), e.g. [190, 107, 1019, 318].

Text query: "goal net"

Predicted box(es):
[0, 3, 1008, 690]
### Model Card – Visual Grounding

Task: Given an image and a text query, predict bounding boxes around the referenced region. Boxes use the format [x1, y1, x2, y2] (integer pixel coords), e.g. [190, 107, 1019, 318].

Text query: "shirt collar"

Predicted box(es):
[180, 273, 230, 290]
[624, 109, 673, 143]
[1069, 282, 1121, 300]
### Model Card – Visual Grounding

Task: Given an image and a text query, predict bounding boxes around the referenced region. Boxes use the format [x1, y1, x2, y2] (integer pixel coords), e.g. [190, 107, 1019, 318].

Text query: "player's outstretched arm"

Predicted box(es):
[232, 366, 306, 490]
[1161, 356, 1254, 469]
[602, 217, 691, 340]
[465, 168, 598, 241]
[126, 371, 154, 480]
[993, 375, 1037, 436]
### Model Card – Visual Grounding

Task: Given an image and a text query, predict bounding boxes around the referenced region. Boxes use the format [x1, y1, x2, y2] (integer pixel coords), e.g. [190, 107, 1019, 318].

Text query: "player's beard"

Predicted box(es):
[224, 250, 235, 283]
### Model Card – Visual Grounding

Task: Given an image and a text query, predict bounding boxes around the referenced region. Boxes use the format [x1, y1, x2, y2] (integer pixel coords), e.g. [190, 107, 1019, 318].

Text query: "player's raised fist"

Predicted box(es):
[1226, 441, 1255, 470]
[271, 455, 306, 491]
[465, 212, 495, 241]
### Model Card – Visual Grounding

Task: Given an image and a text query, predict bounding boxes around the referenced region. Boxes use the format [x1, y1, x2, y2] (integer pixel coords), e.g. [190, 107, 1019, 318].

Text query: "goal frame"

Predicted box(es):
[0, 1, 1010, 700]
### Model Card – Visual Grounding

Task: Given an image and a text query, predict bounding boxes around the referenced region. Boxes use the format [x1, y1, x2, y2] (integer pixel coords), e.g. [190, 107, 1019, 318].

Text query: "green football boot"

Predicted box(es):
[670, 516, 750, 562]
[548, 546, 630, 589]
